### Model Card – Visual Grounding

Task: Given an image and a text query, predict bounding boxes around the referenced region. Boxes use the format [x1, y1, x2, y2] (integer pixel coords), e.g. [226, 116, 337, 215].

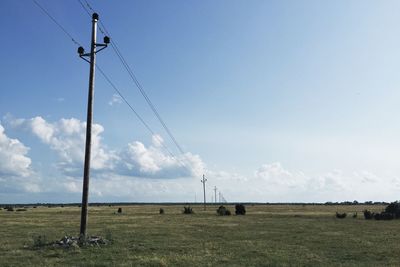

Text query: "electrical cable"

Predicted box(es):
[32, 0, 192, 174]
[80, 0, 186, 155]
[33, 0, 82, 46]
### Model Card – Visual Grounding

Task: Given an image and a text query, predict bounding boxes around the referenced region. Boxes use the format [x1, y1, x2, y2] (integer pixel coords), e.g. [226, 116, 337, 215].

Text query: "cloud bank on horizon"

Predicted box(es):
[1, 115, 399, 203]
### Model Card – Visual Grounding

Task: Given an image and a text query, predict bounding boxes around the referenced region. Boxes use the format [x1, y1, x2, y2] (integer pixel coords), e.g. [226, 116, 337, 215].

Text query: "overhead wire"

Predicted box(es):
[33, 0, 82, 46]
[95, 64, 184, 162]
[80, 0, 186, 155]
[32, 0, 192, 174]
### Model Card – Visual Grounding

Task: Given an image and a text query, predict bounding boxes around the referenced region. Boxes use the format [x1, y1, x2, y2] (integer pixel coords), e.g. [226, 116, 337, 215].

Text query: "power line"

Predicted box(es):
[32, 0, 82, 46]
[79, 0, 186, 155]
[32, 0, 191, 173]
[96, 65, 181, 161]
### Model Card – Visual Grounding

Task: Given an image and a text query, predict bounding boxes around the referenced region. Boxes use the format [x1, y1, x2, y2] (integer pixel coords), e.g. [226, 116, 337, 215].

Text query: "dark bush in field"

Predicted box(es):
[374, 212, 394, 220]
[5, 206, 14, 212]
[363, 202, 400, 220]
[336, 212, 347, 219]
[117, 208, 122, 214]
[216, 206, 231, 216]
[384, 202, 400, 218]
[159, 208, 164, 214]
[235, 204, 246, 215]
[364, 210, 374, 219]
[32, 234, 47, 248]
[183, 206, 194, 214]
[16, 208, 27, 212]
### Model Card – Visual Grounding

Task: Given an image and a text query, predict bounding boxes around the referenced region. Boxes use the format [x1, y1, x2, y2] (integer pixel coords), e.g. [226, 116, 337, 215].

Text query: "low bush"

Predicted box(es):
[363, 202, 400, 220]
[183, 206, 194, 214]
[117, 208, 122, 214]
[235, 204, 246, 215]
[385, 202, 400, 218]
[216, 206, 231, 216]
[159, 208, 164, 214]
[32, 234, 47, 248]
[374, 212, 394, 220]
[352, 212, 357, 218]
[336, 212, 347, 219]
[364, 210, 374, 219]
[5, 206, 14, 212]
[16, 208, 27, 212]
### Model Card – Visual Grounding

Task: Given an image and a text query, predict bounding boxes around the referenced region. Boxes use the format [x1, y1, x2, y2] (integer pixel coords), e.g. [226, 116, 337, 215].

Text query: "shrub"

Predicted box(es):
[385, 202, 400, 218]
[216, 205, 231, 216]
[159, 208, 164, 214]
[5, 206, 14, 212]
[235, 204, 246, 215]
[183, 206, 194, 214]
[32, 234, 47, 248]
[364, 210, 374, 220]
[374, 212, 394, 221]
[16, 208, 27, 212]
[336, 212, 347, 219]
[352, 212, 357, 218]
[117, 208, 122, 214]
[105, 229, 114, 244]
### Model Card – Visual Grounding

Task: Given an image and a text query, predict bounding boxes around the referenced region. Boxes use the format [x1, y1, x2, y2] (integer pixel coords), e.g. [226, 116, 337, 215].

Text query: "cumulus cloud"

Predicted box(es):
[108, 94, 122, 106]
[118, 134, 204, 178]
[21, 116, 116, 174]
[7, 115, 204, 179]
[250, 162, 400, 202]
[0, 123, 42, 194]
[5, 114, 399, 203]
[0, 124, 32, 178]
[254, 162, 307, 188]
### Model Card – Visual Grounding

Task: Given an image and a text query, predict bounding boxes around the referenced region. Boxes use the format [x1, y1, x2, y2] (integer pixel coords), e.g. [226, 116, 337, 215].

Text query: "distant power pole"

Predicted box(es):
[214, 186, 217, 204]
[77, 13, 110, 239]
[201, 174, 207, 210]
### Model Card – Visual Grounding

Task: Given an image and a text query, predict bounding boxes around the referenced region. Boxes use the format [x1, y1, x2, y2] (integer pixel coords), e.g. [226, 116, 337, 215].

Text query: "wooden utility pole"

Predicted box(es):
[201, 174, 207, 210]
[78, 13, 109, 239]
[214, 186, 217, 204]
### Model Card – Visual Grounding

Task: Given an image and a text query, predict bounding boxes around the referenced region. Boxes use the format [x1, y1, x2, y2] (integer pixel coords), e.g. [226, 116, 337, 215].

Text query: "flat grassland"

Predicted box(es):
[0, 204, 399, 266]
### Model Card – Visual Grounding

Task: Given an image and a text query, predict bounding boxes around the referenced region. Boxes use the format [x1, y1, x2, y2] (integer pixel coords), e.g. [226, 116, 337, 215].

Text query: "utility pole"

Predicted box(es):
[214, 186, 217, 204]
[77, 13, 110, 239]
[201, 174, 207, 211]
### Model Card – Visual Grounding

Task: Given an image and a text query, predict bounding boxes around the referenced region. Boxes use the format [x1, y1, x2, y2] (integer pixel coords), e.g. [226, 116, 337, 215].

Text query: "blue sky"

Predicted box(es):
[1, 0, 400, 203]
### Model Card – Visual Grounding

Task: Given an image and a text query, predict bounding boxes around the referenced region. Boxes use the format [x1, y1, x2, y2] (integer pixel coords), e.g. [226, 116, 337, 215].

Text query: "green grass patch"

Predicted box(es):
[0, 204, 398, 266]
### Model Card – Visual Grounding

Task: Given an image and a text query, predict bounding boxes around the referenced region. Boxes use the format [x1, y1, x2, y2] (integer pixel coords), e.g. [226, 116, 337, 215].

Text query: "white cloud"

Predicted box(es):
[255, 162, 307, 188]
[118, 135, 204, 178]
[4, 114, 400, 203]
[0, 123, 42, 194]
[18, 116, 116, 174]
[108, 94, 122, 106]
[7, 116, 204, 179]
[0, 124, 32, 178]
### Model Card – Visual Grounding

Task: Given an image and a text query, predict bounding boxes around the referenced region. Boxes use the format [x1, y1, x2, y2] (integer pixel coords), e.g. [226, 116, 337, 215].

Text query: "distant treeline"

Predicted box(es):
[0, 200, 390, 208]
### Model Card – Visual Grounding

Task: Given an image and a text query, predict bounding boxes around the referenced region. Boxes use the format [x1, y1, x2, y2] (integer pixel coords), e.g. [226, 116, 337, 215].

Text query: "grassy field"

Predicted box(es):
[0, 204, 399, 266]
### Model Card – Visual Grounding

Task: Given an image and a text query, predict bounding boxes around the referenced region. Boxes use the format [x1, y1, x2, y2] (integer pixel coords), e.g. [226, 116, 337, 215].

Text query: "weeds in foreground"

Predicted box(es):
[32, 234, 48, 248]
